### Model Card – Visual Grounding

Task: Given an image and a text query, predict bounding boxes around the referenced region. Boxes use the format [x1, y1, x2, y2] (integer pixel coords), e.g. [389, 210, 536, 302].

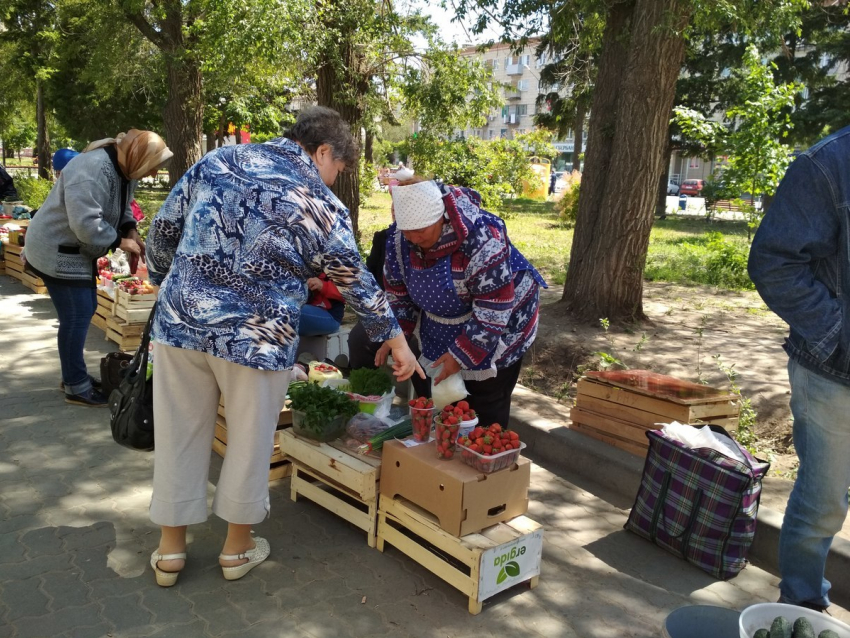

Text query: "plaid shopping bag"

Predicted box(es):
[624, 426, 769, 580]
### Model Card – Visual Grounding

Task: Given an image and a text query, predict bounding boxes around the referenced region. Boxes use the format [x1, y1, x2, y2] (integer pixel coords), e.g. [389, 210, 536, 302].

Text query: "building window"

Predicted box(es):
[517, 104, 528, 116]
[689, 158, 700, 169]
[517, 129, 526, 136]
[500, 128, 508, 138]
[521, 54, 530, 67]
[489, 130, 496, 140]
[492, 59, 499, 70]
[502, 105, 509, 117]
[517, 79, 529, 91]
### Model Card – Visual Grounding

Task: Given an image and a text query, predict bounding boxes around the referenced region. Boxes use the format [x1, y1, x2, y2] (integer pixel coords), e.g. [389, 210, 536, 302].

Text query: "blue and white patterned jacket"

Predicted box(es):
[146, 138, 401, 371]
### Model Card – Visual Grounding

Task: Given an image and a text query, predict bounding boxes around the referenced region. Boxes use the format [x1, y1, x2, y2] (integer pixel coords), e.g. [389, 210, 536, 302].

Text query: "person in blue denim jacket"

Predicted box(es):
[748, 125, 850, 613]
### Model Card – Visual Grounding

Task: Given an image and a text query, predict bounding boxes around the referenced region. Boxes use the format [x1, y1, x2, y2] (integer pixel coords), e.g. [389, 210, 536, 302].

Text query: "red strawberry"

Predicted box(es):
[456, 400, 469, 411]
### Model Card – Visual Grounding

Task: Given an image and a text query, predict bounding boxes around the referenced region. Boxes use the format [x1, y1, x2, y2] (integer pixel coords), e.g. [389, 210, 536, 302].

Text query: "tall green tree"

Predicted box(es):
[457, 0, 805, 322]
[0, 0, 60, 177]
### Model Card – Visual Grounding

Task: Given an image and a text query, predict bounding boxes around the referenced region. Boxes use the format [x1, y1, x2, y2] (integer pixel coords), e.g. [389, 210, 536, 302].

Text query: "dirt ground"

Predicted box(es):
[525, 282, 798, 477]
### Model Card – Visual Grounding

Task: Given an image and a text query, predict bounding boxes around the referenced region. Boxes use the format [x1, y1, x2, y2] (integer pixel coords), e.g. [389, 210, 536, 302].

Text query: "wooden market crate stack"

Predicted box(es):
[212, 397, 293, 482]
[91, 289, 114, 333]
[570, 370, 741, 457]
[104, 289, 155, 350]
[280, 428, 382, 547]
[3, 243, 47, 294]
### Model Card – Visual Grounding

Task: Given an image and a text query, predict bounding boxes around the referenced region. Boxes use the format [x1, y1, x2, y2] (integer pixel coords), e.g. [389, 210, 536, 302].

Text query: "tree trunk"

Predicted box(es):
[163, 56, 203, 185]
[364, 130, 374, 164]
[656, 137, 674, 217]
[206, 129, 216, 153]
[217, 113, 227, 147]
[36, 81, 51, 179]
[235, 128, 242, 144]
[316, 45, 366, 241]
[562, 0, 692, 322]
[572, 101, 586, 171]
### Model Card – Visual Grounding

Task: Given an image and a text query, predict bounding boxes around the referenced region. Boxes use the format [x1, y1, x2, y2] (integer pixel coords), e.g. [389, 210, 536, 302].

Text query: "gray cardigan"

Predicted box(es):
[24, 148, 137, 284]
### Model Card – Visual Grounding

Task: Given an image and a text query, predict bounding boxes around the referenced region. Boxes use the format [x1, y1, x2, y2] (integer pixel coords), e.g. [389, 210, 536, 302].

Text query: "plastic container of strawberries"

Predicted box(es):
[460, 441, 526, 474]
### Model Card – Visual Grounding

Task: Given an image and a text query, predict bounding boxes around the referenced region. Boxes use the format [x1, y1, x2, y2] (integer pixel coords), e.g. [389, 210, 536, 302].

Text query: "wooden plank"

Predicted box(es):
[3, 243, 24, 256]
[106, 316, 146, 337]
[116, 289, 156, 307]
[292, 467, 373, 533]
[105, 328, 141, 350]
[215, 419, 283, 463]
[115, 304, 152, 323]
[570, 421, 649, 457]
[91, 314, 108, 332]
[213, 437, 291, 481]
[5, 258, 23, 274]
[577, 379, 739, 420]
[280, 428, 378, 500]
[576, 394, 738, 428]
[377, 511, 476, 597]
[585, 370, 739, 405]
[570, 407, 658, 445]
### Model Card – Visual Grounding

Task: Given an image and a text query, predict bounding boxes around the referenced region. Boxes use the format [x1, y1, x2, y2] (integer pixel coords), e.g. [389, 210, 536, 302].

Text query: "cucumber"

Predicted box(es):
[818, 631, 840, 638]
[771, 615, 793, 638]
[753, 629, 770, 638]
[793, 617, 815, 638]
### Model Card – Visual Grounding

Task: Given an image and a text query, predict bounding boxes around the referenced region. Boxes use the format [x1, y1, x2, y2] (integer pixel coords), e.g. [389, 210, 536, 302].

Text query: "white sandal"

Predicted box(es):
[150, 551, 186, 587]
[219, 536, 270, 581]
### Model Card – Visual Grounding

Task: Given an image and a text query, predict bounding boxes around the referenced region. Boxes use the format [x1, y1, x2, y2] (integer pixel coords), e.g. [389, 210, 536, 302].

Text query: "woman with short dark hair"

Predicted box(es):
[145, 106, 423, 587]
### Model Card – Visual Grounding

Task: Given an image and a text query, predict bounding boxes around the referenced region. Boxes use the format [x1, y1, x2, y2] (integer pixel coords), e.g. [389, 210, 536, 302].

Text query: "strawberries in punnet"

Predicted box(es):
[434, 419, 460, 459]
[409, 396, 435, 442]
[457, 423, 523, 473]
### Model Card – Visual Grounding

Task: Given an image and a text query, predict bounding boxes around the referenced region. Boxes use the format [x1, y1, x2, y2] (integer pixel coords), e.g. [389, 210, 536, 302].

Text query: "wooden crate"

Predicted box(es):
[212, 417, 291, 482]
[281, 428, 381, 547]
[116, 289, 156, 309]
[0, 259, 5, 276]
[104, 314, 143, 350]
[570, 373, 740, 457]
[3, 244, 47, 294]
[377, 496, 543, 614]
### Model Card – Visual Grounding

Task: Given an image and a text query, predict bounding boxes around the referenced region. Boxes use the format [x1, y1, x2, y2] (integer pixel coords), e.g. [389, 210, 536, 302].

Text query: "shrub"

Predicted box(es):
[555, 183, 580, 228]
[704, 232, 754, 289]
[15, 177, 54, 209]
[358, 158, 376, 208]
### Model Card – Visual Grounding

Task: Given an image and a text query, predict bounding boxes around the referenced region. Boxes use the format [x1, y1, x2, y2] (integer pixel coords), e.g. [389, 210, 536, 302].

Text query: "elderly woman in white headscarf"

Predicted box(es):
[24, 129, 173, 407]
[377, 176, 547, 428]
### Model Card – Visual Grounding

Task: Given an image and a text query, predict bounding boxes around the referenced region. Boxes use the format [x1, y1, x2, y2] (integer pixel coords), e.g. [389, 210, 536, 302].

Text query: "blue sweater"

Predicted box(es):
[146, 138, 401, 371]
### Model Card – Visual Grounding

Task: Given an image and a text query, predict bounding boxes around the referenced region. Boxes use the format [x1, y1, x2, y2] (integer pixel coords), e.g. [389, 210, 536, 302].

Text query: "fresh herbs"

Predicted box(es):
[288, 382, 358, 437]
[348, 368, 393, 397]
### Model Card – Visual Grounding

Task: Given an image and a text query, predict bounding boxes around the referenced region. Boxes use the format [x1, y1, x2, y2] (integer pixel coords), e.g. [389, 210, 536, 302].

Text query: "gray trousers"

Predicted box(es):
[150, 343, 291, 526]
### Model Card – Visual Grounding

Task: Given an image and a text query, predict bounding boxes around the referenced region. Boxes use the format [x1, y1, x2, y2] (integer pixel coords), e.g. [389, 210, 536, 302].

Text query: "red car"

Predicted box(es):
[679, 179, 706, 196]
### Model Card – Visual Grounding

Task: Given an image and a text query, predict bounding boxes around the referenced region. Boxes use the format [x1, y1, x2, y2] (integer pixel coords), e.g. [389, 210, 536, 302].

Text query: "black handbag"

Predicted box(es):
[108, 304, 156, 451]
[100, 351, 134, 398]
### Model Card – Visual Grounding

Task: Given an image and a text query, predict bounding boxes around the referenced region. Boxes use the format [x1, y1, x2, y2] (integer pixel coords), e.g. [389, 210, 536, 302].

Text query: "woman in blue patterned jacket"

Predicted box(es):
[145, 107, 422, 587]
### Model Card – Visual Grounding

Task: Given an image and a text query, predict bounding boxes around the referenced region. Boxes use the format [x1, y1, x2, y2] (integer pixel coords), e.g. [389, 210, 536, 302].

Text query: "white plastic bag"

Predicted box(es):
[430, 363, 468, 410]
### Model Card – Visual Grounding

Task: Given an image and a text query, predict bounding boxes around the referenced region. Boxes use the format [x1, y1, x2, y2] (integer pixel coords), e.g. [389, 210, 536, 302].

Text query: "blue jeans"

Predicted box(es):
[44, 282, 97, 395]
[779, 359, 850, 607]
[299, 304, 340, 337]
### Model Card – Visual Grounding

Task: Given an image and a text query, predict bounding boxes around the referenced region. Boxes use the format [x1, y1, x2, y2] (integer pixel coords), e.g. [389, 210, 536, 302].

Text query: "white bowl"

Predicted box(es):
[739, 602, 850, 638]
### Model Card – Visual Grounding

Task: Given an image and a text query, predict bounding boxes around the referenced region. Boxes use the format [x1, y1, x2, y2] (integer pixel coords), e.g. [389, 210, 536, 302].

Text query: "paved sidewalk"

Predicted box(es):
[1, 276, 848, 638]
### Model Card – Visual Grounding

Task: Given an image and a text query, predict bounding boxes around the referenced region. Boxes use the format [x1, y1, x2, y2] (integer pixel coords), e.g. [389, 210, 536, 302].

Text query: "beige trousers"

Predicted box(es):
[150, 343, 291, 526]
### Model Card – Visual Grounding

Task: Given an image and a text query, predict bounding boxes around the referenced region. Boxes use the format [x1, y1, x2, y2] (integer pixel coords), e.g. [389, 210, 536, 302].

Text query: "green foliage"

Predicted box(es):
[402, 133, 543, 209]
[287, 382, 358, 433]
[401, 42, 503, 136]
[700, 177, 736, 220]
[348, 368, 393, 397]
[358, 158, 376, 208]
[555, 184, 580, 228]
[713, 355, 758, 454]
[722, 45, 800, 204]
[14, 176, 53, 208]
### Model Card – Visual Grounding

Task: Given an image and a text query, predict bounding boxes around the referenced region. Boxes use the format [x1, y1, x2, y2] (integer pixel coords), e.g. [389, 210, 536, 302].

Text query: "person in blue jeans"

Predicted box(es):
[748, 125, 850, 613]
[299, 274, 344, 336]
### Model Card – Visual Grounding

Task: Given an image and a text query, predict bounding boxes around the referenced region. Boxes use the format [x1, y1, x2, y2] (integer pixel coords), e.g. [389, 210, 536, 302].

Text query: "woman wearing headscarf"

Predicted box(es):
[145, 106, 423, 587]
[24, 130, 173, 407]
[377, 177, 547, 428]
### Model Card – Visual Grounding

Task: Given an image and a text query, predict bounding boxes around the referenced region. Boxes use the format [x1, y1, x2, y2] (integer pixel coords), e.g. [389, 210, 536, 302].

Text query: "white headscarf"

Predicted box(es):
[391, 180, 445, 230]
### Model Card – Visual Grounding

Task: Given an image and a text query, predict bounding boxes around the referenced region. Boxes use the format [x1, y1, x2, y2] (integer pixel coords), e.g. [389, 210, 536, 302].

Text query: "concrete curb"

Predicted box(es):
[508, 406, 850, 608]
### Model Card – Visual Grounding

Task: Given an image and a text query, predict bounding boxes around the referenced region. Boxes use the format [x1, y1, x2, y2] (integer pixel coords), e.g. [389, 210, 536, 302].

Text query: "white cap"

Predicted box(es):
[394, 166, 414, 181]
[391, 180, 445, 230]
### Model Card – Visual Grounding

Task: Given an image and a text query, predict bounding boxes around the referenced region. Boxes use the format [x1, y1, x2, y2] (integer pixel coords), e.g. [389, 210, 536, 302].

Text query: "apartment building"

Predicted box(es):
[459, 41, 581, 169]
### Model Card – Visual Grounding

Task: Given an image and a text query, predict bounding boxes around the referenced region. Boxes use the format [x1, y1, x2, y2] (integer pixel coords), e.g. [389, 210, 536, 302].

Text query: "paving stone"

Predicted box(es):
[189, 589, 251, 636]
[144, 619, 209, 637]
[73, 547, 119, 583]
[139, 586, 197, 626]
[99, 593, 155, 634]
[12, 603, 102, 638]
[218, 614, 300, 638]
[0, 552, 74, 583]
[290, 601, 357, 638]
[220, 577, 281, 625]
[64, 623, 118, 638]
[41, 570, 92, 611]
[0, 576, 49, 621]
[59, 521, 116, 551]
[20, 526, 64, 557]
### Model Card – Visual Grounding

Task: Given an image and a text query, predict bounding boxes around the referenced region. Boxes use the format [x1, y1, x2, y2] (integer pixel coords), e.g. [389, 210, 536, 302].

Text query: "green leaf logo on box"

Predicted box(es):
[496, 561, 520, 584]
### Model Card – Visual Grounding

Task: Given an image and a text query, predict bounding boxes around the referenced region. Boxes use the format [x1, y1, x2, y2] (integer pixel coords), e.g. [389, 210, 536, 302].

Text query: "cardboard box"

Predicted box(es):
[380, 440, 530, 537]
